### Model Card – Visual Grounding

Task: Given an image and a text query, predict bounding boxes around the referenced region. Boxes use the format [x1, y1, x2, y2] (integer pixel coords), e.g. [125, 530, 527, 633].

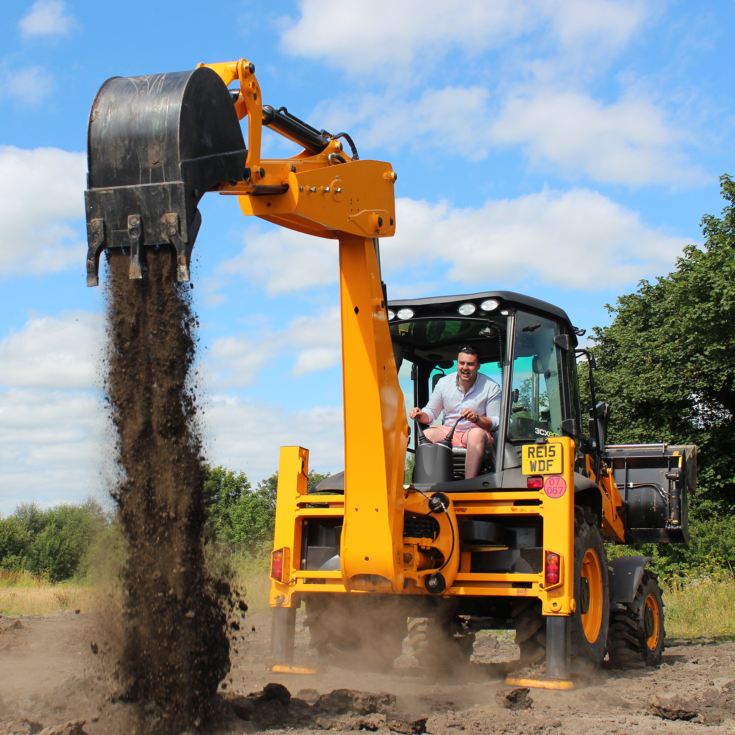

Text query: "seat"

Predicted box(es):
[451, 443, 495, 480]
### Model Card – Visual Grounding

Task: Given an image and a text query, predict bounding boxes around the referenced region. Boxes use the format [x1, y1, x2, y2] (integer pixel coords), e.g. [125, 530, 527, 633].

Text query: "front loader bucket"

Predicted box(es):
[84, 66, 247, 286]
[606, 443, 696, 543]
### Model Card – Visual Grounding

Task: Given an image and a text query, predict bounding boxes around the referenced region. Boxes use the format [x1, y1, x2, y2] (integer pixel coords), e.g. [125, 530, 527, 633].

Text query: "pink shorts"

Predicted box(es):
[423, 425, 492, 447]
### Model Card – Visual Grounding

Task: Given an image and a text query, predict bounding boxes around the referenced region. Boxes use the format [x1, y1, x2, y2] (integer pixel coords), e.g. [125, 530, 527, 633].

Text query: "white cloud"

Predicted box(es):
[218, 226, 337, 294]
[0, 311, 109, 514]
[385, 192, 687, 289]
[0, 311, 104, 389]
[0, 389, 109, 514]
[205, 335, 272, 388]
[319, 86, 494, 161]
[280, 0, 533, 76]
[292, 348, 340, 375]
[19, 0, 75, 39]
[203, 307, 341, 388]
[280, 1, 677, 185]
[549, 0, 646, 53]
[2, 66, 53, 106]
[217, 227, 337, 294]
[280, 0, 647, 77]
[491, 90, 703, 186]
[218, 191, 687, 295]
[203, 395, 342, 481]
[287, 309, 341, 375]
[316, 83, 697, 187]
[0, 146, 86, 276]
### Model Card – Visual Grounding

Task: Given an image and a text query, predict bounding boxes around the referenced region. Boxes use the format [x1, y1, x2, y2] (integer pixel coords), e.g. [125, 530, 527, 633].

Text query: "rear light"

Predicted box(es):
[527, 475, 544, 489]
[270, 548, 285, 582]
[545, 551, 561, 586]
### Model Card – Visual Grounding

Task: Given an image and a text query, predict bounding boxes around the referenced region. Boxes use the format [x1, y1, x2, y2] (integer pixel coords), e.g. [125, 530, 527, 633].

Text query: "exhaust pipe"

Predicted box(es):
[84, 67, 247, 286]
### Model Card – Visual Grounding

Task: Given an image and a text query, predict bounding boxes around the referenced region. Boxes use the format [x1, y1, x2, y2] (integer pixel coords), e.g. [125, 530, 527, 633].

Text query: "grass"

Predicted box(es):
[663, 576, 735, 640]
[229, 553, 271, 611]
[0, 570, 97, 616]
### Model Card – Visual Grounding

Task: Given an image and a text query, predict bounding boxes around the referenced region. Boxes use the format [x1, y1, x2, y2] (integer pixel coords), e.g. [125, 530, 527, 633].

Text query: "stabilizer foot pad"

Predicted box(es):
[271, 664, 319, 675]
[505, 675, 574, 691]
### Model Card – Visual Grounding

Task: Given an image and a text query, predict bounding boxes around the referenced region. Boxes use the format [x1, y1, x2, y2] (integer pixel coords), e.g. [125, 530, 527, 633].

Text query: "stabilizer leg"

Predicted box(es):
[271, 605, 296, 665]
[506, 615, 574, 690]
[271, 605, 318, 675]
[545, 615, 570, 680]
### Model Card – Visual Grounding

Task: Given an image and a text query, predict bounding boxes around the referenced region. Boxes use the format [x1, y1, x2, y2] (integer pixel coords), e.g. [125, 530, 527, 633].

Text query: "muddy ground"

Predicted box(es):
[1, 610, 733, 735]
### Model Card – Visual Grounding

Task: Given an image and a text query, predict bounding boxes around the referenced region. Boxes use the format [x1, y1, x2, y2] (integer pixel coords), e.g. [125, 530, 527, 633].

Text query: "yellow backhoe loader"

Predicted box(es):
[84, 56, 696, 686]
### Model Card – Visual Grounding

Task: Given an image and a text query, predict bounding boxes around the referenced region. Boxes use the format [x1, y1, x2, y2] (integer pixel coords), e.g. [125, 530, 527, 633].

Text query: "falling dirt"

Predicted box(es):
[103, 248, 229, 732]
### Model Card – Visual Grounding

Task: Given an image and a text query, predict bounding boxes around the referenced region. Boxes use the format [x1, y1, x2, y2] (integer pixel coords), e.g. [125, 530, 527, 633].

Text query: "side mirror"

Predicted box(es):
[591, 401, 611, 450]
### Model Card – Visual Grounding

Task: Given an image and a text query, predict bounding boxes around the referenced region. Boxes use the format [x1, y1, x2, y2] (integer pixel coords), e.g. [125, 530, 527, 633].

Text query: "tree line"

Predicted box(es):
[0, 467, 328, 583]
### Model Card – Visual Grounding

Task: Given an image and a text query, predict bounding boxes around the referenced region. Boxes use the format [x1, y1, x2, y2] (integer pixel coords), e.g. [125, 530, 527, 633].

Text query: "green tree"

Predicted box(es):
[255, 469, 331, 500]
[590, 175, 735, 515]
[203, 465, 331, 553]
[0, 515, 31, 571]
[0, 501, 107, 582]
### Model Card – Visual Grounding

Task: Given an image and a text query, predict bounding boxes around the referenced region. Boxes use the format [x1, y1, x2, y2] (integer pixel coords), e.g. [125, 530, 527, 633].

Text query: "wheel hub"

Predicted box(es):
[579, 577, 590, 615]
[644, 605, 655, 637]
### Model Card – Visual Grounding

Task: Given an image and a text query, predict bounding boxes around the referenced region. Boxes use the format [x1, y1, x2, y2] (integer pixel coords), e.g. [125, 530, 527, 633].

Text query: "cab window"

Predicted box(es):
[508, 312, 564, 441]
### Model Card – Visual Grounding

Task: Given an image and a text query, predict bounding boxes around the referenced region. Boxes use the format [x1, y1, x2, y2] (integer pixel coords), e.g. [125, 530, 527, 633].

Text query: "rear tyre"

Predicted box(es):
[512, 506, 610, 669]
[512, 600, 545, 665]
[405, 614, 475, 675]
[570, 506, 610, 666]
[608, 571, 664, 668]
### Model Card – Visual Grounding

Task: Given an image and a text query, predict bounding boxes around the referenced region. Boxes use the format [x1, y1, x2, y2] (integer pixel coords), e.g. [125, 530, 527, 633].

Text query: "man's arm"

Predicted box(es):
[410, 376, 445, 424]
[460, 407, 493, 431]
[461, 379, 501, 431]
[485, 380, 502, 430]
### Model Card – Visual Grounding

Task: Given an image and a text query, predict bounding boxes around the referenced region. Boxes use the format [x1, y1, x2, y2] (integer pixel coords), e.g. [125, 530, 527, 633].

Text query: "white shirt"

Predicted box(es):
[422, 372, 501, 433]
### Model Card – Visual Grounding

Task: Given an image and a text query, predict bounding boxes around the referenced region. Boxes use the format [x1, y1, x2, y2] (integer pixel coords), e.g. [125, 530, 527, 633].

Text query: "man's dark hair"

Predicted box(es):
[457, 345, 479, 357]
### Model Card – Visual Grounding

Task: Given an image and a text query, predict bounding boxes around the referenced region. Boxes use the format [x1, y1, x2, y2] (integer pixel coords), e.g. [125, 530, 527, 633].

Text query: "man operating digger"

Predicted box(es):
[410, 346, 501, 479]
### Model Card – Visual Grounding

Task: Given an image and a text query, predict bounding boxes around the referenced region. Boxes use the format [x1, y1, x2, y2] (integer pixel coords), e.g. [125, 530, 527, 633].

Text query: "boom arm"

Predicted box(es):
[84, 57, 408, 591]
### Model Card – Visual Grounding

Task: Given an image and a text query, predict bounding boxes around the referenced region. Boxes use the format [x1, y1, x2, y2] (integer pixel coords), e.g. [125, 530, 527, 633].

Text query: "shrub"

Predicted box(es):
[0, 501, 108, 582]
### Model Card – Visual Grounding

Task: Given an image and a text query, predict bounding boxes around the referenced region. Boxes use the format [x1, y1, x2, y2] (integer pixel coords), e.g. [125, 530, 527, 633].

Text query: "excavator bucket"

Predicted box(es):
[84, 67, 247, 286]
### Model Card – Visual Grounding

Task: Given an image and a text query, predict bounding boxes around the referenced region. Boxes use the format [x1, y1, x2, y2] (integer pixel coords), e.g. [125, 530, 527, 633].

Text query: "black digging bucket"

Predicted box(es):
[84, 66, 247, 285]
[412, 416, 462, 484]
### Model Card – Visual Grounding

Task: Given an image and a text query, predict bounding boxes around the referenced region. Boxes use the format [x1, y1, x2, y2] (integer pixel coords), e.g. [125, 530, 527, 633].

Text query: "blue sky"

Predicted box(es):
[0, 0, 733, 513]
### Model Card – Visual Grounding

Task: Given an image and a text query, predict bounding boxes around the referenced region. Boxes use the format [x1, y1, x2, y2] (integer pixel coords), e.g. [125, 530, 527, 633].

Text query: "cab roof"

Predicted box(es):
[388, 290, 575, 331]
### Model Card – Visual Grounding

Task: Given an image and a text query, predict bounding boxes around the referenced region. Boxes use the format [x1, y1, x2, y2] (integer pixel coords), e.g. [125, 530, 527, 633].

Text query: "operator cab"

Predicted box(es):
[388, 291, 581, 490]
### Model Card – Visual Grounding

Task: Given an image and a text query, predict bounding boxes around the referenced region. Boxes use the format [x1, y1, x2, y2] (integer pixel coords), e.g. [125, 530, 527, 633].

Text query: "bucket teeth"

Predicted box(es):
[162, 212, 191, 283]
[86, 218, 105, 287]
[128, 215, 144, 280]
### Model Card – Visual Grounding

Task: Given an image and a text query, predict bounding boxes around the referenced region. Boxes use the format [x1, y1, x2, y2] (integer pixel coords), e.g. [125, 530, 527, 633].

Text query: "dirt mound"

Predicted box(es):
[650, 680, 735, 726]
[225, 684, 428, 733]
[104, 248, 229, 732]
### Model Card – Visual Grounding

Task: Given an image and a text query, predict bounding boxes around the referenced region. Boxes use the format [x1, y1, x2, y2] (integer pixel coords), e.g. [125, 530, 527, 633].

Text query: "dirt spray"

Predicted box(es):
[104, 248, 229, 732]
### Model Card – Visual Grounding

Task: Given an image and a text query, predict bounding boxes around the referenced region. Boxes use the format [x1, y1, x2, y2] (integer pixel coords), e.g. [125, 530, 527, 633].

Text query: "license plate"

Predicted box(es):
[522, 443, 563, 475]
